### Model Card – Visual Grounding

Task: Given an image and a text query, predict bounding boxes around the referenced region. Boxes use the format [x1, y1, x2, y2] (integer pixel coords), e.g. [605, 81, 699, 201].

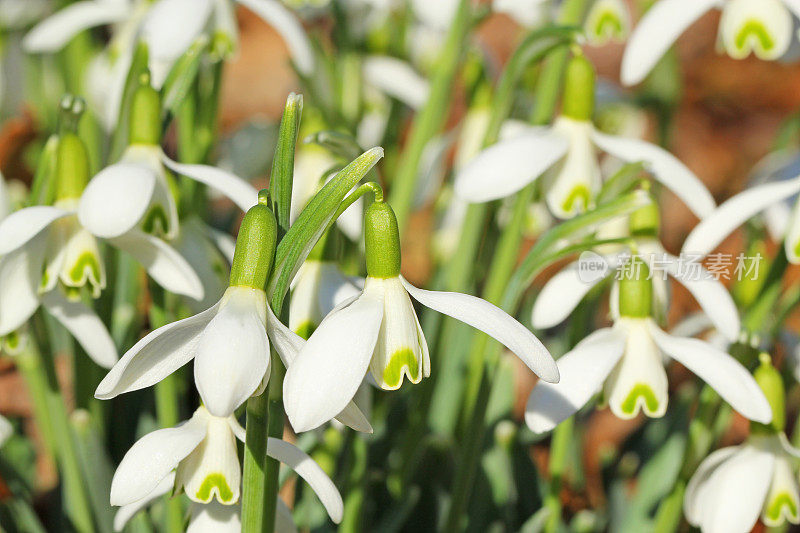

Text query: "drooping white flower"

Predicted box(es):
[525, 258, 771, 433]
[583, 0, 631, 46]
[110, 405, 344, 529]
[24, 0, 315, 119]
[455, 56, 715, 220]
[682, 175, 800, 264]
[621, 0, 800, 86]
[685, 432, 800, 532]
[284, 202, 559, 432]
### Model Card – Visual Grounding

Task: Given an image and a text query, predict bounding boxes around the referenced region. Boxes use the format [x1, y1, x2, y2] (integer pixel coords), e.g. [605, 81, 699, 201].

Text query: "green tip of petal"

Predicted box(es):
[196, 473, 235, 504]
[734, 20, 775, 55]
[294, 321, 316, 341]
[381, 348, 421, 389]
[765, 492, 799, 525]
[620, 383, 660, 417]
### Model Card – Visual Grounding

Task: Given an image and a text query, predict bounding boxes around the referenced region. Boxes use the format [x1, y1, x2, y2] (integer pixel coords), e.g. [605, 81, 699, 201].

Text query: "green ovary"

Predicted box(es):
[294, 321, 316, 341]
[196, 473, 234, 503]
[735, 21, 774, 53]
[382, 348, 420, 389]
[592, 12, 623, 39]
[765, 492, 798, 523]
[562, 185, 591, 214]
[142, 204, 169, 236]
[620, 384, 660, 416]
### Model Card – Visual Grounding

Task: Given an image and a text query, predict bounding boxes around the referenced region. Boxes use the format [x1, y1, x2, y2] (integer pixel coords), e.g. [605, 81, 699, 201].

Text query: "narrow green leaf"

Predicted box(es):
[596, 161, 646, 205]
[270, 93, 303, 234]
[160, 36, 209, 124]
[267, 147, 384, 312]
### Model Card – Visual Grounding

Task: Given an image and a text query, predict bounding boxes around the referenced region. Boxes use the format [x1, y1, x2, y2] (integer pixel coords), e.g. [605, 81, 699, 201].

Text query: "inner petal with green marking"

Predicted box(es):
[589, 11, 624, 42]
[142, 203, 170, 236]
[195, 472, 235, 504]
[620, 383, 660, 417]
[562, 184, 591, 215]
[734, 20, 775, 55]
[382, 347, 421, 389]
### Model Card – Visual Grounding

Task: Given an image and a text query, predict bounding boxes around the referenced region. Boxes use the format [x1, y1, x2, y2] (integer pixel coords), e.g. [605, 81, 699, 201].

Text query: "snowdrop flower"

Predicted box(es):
[96, 196, 371, 430]
[0, 131, 159, 368]
[621, 0, 800, 86]
[682, 174, 800, 264]
[110, 405, 344, 529]
[25, 0, 314, 108]
[532, 202, 742, 342]
[685, 354, 800, 532]
[525, 256, 771, 433]
[583, 0, 631, 46]
[456, 55, 715, 219]
[290, 256, 361, 339]
[284, 200, 559, 432]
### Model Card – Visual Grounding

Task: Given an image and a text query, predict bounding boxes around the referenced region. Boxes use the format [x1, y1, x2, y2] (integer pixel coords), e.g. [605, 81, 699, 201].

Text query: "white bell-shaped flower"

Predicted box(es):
[525, 257, 771, 433]
[455, 55, 715, 220]
[110, 405, 344, 529]
[584, 0, 631, 46]
[284, 201, 559, 432]
[621, 0, 800, 86]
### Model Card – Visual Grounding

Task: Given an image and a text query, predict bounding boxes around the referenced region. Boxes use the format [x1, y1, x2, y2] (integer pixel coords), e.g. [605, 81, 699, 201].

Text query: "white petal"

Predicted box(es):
[410, 0, 459, 30]
[195, 287, 269, 417]
[620, 0, 720, 85]
[0, 206, 70, 255]
[187, 501, 241, 533]
[784, 199, 800, 264]
[605, 319, 669, 419]
[648, 323, 772, 423]
[42, 291, 118, 369]
[401, 277, 560, 383]
[661, 254, 740, 341]
[0, 415, 12, 446]
[778, 432, 800, 459]
[531, 259, 608, 329]
[23, 1, 130, 52]
[236, 0, 315, 75]
[682, 177, 800, 257]
[591, 129, 716, 219]
[161, 155, 259, 212]
[266, 438, 343, 523]
[265, 303, 374, 434]
[525, 328, 626, 433]
[454, 130, 569, 203]
[79, 163, 157, 239]
[142, 0, 213, 62]
[95, 301, 220, 399]
[684, 446, 740, 525]
[719, 0, 793, 60]
[762, 454, 800, 526]
[109, 230, 204, 300]
[0, 241, 45, 335]
[110, 415, 206, 506]
[363, 56, 429, 109]
[698, 443, 775, 533]
[176, 413, 241, 504]
[283, 287, 384, 433]
[545, 118, 601, 218]
[113, 472, 175, 532]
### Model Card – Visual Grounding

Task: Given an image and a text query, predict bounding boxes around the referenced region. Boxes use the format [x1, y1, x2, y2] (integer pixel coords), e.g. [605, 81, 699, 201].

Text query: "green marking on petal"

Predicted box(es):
[562, 185, 591, 214]
[141, 204, 170, 236]
[63, 286, 82, 301]
[40, 270, 50, 290]
[4, 331, 19, 351]
[735, 20, 775, 53]
[765, 491, 798, 524]
[591, 11, 624, 41]
[620, 383, 660, 416]
[382, 348, 421, 389]
[794, 238, 800, 260]
[294, 321, 316, 341]
[68, 252, 102, 286]
[196, 473, 234, 504]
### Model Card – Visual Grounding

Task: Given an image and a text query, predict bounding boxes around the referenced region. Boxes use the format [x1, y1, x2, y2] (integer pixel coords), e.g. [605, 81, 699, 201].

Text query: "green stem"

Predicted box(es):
[388, 0, 472, 232]
[242, 392, 270, 532]
[26, 320, 95, 533]
[262, 348, 286, 533]
[544, 418, 574, 533]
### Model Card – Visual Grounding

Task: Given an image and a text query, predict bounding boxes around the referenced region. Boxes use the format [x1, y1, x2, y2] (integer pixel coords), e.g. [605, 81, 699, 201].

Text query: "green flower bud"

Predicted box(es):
[618, 256, 652, 318]
[55, 132, 90, 201]
[751, 353, 784, 434]
[129, 72, 161, 146]
[229, 191, 278, 290]
[562, 54, 596, 122]
[365, 201, 401, 279]
[629, 200, 660, 237]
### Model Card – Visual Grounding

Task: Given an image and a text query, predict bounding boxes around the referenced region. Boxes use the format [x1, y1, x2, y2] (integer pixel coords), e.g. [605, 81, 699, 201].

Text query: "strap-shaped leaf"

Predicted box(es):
[110, 42, 150, 161]
[267, 147, 384, 312]
[160, 36, 210, 124]
[596, 161, 646, 205]
[270, 93, 303, 234]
